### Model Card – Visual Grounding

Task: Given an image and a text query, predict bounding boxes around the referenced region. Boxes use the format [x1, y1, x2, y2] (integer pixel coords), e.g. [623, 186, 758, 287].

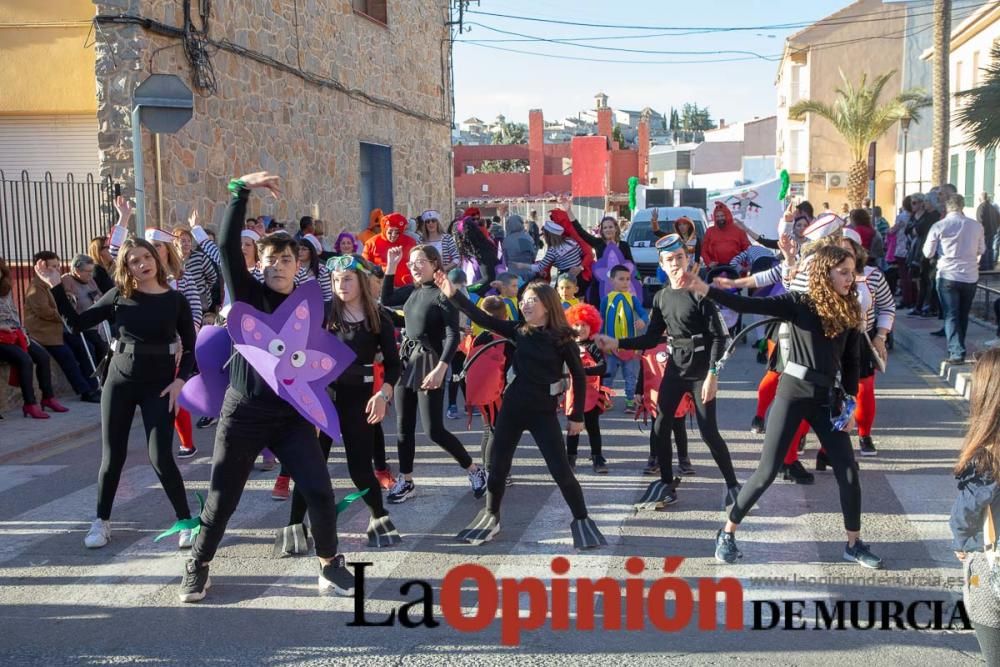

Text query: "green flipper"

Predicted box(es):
[154, 492, 205, 542]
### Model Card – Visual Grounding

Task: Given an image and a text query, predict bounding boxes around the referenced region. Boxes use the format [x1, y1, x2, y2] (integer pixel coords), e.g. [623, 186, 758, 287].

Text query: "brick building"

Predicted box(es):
[453, 106, 650, 226]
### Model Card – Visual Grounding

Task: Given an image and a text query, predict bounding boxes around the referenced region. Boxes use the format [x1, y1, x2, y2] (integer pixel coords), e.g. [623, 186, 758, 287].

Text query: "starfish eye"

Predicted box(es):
[290, 350, 307, 368]
[268, 339, 286, 356]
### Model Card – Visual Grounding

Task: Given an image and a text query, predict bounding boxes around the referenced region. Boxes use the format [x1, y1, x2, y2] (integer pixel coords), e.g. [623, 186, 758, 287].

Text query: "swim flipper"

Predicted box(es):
[367, 515, 402, 548]
[456, 508, 500, 545]
[273, 523, 310, 557]
[634, 477, 680, 511]
[570, 517, 607, 549]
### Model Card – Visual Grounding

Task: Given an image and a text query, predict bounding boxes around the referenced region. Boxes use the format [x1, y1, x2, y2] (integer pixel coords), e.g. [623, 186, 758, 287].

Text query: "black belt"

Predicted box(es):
[339, 363, 375, 384]
[110, 339, 178, 356]
[782, 361, 834, 388]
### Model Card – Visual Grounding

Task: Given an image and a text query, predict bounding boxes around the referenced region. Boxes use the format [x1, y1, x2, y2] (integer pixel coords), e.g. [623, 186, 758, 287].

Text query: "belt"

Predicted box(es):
[782, 361, 834, 388]
[667, 333, 705, 354]
[110, 339, 178, 356]
[505, 367, 566, 396]
[340, 363, 375, 384]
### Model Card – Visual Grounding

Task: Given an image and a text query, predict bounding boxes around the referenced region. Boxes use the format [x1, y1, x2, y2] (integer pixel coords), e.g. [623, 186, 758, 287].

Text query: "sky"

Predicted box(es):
[452, 0, 870, 127]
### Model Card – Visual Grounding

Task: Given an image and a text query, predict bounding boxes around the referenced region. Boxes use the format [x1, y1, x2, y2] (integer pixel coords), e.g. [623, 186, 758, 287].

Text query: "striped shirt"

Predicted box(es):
[729, 245, 779, 273]
[422, 233, 460, 267]
[183, 245, 220, 309]
[532, 238, 583, 275]
[293, 264, 334, 303]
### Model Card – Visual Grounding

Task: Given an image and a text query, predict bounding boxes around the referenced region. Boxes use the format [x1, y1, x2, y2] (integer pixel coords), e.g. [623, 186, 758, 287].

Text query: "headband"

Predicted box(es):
[655, 233, 684, 253]
[144, 228, 175, 244]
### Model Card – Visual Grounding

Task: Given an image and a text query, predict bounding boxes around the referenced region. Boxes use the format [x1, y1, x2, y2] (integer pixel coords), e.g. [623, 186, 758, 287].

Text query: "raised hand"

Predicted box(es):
[386, 246, 403, 272]
[434, 269, 456, 298]
[650, 208, 658, 224]
[778, 233, 798, 262]
[238, 171, 281, 198]
[677, 269, 708, 295]
[188, 208, 198, 227]
[33, 259, 61, 288]
[115, 195, 134, 223]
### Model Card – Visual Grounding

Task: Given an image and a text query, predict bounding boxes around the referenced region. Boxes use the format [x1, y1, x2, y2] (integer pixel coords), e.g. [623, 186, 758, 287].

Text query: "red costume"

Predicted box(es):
[702, 202, 750, 266]
[362, 212, 416, 287]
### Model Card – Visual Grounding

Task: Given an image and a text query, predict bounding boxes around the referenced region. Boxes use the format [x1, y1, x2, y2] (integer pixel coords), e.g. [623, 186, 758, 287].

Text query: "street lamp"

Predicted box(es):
[900, 113, 911, 205]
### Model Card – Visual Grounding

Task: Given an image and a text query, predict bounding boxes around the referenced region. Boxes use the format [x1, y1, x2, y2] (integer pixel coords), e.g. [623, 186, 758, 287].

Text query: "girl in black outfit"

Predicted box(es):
[677, 244, 883, 569]
[280, 254, 403, 551]
[180, 172, 353, 603]
[435, 274, 607, 549]
[34, 239, 195, 551]
[381, 244, 486, 504]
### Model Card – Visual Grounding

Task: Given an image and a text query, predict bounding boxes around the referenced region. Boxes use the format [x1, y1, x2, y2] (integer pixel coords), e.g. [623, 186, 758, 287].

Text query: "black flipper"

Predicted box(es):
[273, 523, 310, 558]
[634, 477, 680, 511]
[455, 508, 500, 545]
[570, 517, 608, 549]
[367, 515, 402, 548]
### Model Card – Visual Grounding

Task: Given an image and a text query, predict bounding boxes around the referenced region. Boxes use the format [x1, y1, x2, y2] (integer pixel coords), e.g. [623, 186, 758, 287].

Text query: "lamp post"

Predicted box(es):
[900, 114, 911, 205]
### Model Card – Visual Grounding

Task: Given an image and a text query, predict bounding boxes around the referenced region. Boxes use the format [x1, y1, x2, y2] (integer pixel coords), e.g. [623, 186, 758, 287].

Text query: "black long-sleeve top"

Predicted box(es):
[571, 219, 633, 262]
[382, 273, 460, 364]
[618, 286, 727, 381]
[94, 265, 115, 294]
[450, 290, 587, 421]
[331, 310, 401, 387]
[220, 186, 296, 400]
[51, 284, 196, 381]
[578, 339, 607, 377]
[706, 287, 860, 398]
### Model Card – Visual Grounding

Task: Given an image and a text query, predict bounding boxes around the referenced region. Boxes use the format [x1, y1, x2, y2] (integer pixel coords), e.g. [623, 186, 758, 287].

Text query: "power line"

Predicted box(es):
[456, 40, 776, 64]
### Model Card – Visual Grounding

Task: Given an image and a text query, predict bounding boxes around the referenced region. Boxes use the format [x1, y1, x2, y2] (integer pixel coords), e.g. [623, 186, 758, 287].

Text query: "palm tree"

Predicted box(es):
[957, 43, 1000, 150]
[789, 70, 931, 207]
[931, 0, 952, 188]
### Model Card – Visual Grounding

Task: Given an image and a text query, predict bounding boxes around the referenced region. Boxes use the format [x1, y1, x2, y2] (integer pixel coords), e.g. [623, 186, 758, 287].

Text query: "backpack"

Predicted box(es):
[636, 343, 693, 423]
[563, 344, 612, 415]
[459, 333, 507, 427]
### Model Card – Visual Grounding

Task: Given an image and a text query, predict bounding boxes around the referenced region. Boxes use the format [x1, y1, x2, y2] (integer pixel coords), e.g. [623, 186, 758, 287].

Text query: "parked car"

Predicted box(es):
[626, 206, 708, 305]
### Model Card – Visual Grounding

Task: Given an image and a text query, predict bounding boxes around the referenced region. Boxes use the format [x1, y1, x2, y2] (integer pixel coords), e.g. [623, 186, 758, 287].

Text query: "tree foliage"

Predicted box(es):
[957, 43, 1000, 151]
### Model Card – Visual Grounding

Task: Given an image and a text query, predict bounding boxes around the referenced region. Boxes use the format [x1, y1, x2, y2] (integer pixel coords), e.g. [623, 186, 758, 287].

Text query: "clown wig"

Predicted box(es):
[565, 303, 602, 337]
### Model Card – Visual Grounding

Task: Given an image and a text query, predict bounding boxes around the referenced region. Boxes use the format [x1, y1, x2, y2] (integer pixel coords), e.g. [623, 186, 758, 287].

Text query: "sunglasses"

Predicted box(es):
[326, 254, 370, 274]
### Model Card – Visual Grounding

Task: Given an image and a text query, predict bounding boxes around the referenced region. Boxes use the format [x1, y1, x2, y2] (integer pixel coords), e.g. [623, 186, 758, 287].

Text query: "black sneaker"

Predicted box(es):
[387, 475, 416, 504]
[749, 416, 766, 434]
[80, 391, 102, 404]
[677, 458, 696, 476]
[714, 529, 742, 564]
[177, 445, 197, 459]
[196, 416, 217, 429]
[591, 456, 609, 474]
[781, 460, 815, 485]
[178, 558, 210, 603]
[843, 539, 883, 569]
[319, 554, 355, 595]
[468, 467, 488, 499]
[859, 436, 877, 457]
[642, 456, 659, 476]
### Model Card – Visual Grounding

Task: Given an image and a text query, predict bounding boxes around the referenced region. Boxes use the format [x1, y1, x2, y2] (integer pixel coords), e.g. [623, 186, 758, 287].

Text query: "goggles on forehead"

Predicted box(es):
[326, 254, 371, 274]
[655, 233, 684, 254]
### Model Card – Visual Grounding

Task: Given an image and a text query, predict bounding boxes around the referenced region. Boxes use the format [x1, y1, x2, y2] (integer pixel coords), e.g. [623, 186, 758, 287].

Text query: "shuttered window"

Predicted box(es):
[965, 150, 976, 201]
[0, 115, 100, 180]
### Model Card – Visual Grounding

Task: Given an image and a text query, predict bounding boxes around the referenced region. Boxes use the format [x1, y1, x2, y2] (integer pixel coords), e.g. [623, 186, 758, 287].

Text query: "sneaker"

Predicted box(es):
[714, 529, 742, 564]
[446, 405, 459, 420]
[271, 475, 291, 501]
[906, 307, 925, 317]
[469, 467, 488, 499]
[591, 455, 609, 474]
[677, 458, 696, 476]
[196, 416, 217, 429]
[984, 338, 1000, 348]
[178, 528, 193, 549]
[387, 475, 416, 504]
[624, 399, 636, 415]
[858, 436, 877, 457]
[781, 460, 815, 485]
[178, 558, 210, 603]
[84, 518, 110, 548]
[319, 554, 355, 595]
[642, 456, 660, 476]
[945, 356, 967, 365]
[749, 415, 766, 434]
[375, 467, 395, 490]
[843, 539, 883, 569]
[177, 445, 197, 459]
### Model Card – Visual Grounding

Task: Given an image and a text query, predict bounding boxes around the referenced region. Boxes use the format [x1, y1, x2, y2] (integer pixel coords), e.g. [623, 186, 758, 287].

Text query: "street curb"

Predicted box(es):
[891, 319, 988, 402]
[0, 420, 102, 465]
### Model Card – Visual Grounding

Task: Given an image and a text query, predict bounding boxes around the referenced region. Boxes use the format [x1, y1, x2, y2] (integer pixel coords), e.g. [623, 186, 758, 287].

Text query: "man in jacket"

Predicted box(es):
[502, 214, 537, 283]
[702, 202, 750, 268]
[977, 193, 999, 270]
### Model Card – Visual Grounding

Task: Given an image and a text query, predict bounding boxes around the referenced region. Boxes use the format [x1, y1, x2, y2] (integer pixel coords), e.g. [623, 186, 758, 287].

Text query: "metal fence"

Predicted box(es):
[1, 170, 117, 318]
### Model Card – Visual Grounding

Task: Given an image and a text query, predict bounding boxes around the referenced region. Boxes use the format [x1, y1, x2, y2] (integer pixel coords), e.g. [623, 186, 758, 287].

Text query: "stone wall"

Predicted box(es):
[94, 0, 453, 233]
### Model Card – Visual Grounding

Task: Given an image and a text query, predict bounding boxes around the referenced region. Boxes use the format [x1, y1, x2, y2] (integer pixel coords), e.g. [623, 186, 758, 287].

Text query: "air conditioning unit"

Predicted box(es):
[825, 172, 848, 189]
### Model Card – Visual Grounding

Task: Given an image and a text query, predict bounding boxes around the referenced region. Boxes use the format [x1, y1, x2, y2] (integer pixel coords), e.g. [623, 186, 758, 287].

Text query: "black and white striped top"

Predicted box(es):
[421, 233, 460, 267]
[182, 244, 220, 308]
[294, 264, 334, 303]
[531, 238, 583, 275]
[729, 245, 779, 272]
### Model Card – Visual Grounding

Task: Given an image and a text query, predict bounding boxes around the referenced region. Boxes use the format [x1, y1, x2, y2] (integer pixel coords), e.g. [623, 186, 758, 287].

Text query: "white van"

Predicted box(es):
[626, 206, 709, 282]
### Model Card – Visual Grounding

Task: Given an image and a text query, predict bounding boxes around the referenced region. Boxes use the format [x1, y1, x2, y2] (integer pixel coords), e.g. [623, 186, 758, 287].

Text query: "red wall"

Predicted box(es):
[453, 145, 529, 176]
[609, 150, 638, 194]
[454, 172, 531, 198]
[571, 136, 609, 198]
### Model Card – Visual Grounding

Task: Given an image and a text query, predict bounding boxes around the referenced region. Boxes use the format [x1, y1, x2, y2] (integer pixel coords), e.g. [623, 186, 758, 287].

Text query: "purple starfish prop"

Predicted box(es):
[228, 281, 356, 441]
[178, 325, 231, 418]
[592, 243, 642, 301]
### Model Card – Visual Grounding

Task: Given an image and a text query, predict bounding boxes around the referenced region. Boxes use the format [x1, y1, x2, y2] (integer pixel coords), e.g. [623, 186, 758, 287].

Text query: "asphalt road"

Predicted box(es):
[0, 341, 985, 665]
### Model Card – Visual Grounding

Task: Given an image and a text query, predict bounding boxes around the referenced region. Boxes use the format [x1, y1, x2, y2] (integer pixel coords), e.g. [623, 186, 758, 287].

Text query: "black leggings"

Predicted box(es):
[290, 385, 387, 524]
[0, 340, 53, 405]
[192, 389, 340, 562]
[97, 364, 189, 521]
[394, 382, 473, 475]
[651, 377, 737, 486]
[729, 393, 861, 530]
[448, 351, 466, 406]
[647, 416, 687, 459]
[486, 394, 588, 520]
[565, 407, 603, 458]
[372, 422, 388, 470]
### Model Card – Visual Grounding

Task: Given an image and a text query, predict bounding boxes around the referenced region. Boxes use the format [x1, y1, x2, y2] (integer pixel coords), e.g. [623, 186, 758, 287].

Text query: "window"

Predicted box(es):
[359, 142, 393, 229]
[973, 51, 981, 86]
[788, 129, 806, 173]
[985, 147, 996, 201]
[353, 0, 387, 25]
[955, 61, 962, 94]
[950, 153, 960, 188]
[965, 150, 976, 201]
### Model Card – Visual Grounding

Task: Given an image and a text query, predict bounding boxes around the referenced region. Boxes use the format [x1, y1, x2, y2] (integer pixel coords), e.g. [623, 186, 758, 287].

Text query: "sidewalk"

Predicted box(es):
[891, 307, 997, 400]
[0, 398, 102, 463]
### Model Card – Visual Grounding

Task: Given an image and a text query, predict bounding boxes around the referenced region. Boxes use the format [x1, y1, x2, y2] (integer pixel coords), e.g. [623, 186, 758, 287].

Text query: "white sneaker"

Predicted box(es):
[178, 528, 193, 549]
[84, 518, 110, 548]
